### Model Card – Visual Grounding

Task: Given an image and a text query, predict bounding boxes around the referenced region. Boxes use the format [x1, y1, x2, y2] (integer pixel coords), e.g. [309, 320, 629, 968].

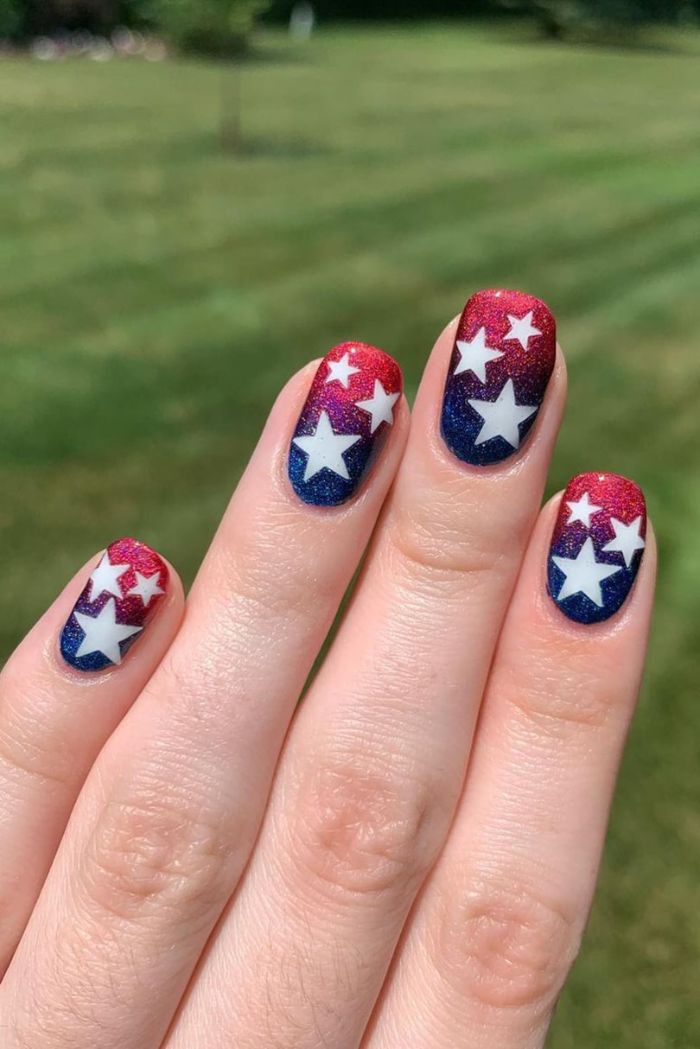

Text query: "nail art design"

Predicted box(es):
[547, 473, 646, 624]
[288, 342, 402, 506]
[441, 289, 556, 466]
[60, 538, 168, 671]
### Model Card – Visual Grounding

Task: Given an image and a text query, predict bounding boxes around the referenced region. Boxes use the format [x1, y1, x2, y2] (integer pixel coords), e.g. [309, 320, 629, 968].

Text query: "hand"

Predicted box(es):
[0, 289, 655, 1049]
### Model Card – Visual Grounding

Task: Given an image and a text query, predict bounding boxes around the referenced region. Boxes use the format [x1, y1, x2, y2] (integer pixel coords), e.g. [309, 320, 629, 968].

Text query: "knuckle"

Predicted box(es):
[289, 752, 446, 900]
[216, 523, 336, 627]
[386, 490, 512, 588]
[433, 875, 580, 1013]
[0, 687, 75, 795]
[82, 788, 231, 927]
[500, 648, 618, 736]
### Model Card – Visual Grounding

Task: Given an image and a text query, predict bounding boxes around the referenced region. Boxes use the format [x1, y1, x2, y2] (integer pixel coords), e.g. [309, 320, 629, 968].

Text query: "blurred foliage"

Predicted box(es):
[526, 0, 690, 39]
[2, 0, 697, 41]
[0, 0, 19, 36]
[2, 0, 272, 49]
[146, 0, 271, 56]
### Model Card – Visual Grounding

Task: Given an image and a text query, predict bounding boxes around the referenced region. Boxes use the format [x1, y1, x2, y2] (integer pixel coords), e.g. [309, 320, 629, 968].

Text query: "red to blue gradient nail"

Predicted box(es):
[441, 289, 556, 466]
[547, 473, 647, 625]
[288, 342, 402, 506]
[60, 538, 169, 672]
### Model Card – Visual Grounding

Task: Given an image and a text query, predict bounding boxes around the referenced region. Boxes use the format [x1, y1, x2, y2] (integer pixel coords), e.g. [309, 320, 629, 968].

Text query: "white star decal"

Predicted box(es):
[74, 598, 142, 665]
[128, 570, 164, 607]
[292, 410, 361, 482]
[504, 310, 542, 351]
[468, 378, 537, 448]
[453, 327, 504, 383]
[552, 537, 622, 607]
[602, 516, 645, 567]
[325, 352, 360, 389]
[566, 492, 602, 528]
[355, 380, 399, 433]
[88, 552, 130, 601]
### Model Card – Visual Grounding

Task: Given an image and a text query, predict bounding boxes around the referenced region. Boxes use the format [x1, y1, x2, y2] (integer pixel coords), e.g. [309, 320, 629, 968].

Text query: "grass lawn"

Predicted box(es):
[1, 21, 698, 1046]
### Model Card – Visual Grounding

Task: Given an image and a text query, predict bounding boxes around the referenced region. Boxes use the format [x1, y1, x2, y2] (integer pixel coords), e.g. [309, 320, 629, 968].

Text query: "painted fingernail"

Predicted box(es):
[441, 288, 556, 466]
[288, 342, 402, 506]
[547, 473, 647, 624]
[60, 538, 169, 671]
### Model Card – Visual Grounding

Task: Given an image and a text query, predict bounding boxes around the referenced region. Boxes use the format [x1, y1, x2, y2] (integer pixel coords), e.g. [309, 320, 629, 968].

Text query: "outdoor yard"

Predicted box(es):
[0, 22, 698, 1046]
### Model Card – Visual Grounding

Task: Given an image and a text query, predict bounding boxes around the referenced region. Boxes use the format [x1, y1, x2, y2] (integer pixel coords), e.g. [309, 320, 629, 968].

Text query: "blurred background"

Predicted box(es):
[1, 1, 699, 1045]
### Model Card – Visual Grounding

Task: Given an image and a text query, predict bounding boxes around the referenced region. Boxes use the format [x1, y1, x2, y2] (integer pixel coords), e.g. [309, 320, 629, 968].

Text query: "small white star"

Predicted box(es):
[602, 516, 645, 567]
[292, 410, 361, 482]
[504, 310, 542, 351]
[74, 598, 142, 665]
[355, 380, 399, 433]
[453, 327, 504, 383]
[468, 378, 537, 448]
[552, 537, 622, 608]
[128, 570, 164, 607]
[88, 552, 130, 601]
[566, 492, 603, 528]
[325, 352, 360, 389]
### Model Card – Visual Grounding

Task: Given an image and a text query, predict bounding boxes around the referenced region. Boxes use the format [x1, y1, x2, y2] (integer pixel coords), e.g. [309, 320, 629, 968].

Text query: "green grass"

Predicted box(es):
[1, 21, 699, 1046]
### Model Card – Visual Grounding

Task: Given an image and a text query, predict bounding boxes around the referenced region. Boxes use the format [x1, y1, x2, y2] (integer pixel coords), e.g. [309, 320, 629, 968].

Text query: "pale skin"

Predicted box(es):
[0, 315, 655, 1048]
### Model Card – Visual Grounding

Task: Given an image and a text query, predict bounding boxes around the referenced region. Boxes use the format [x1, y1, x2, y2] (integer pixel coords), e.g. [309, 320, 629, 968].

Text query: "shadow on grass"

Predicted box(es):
[225, 134, 332, 159]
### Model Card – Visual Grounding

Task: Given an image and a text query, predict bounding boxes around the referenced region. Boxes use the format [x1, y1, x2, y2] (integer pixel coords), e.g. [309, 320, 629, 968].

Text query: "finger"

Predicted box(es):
[0, 538, 181, 974]
[366, 474, 655, 1049]
[0, 345, 407, 1049]
[168, 289, 564, 1049]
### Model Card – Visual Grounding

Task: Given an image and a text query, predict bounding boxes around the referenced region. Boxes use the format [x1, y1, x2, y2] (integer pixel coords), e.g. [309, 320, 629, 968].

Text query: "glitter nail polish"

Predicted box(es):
[441, 289, 556, 466]
[547, 473, 647, 624]
[288, 342, 402, 506]
[60, 538, 168, 671]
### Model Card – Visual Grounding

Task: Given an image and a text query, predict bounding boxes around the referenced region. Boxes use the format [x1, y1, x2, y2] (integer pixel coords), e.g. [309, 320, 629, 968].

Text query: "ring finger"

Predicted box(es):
[366, 475, 655, 1049]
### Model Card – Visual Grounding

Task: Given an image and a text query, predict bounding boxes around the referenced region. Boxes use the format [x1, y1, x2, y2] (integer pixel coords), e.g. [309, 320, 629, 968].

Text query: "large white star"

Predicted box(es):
[74, 598, 142, 665]
[468, 379, 537, 448]
[552, 537, 622, 607]
[128, 570, 164, 607]
[566, 491, 602, 528]
[602, 516, 645, 567]
[292, 410, 361, 482]
[325, 352, 360, 389]
[88, 552, 130, 601]
[453, 327, 504, 382]
[504, 310, 542, 351]
[355, 380, 399, 433]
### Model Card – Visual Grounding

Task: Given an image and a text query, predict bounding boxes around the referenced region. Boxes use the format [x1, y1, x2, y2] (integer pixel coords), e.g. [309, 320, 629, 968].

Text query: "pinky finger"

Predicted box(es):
[366, 474, 655, 1049]
[0, 538, 183, 973]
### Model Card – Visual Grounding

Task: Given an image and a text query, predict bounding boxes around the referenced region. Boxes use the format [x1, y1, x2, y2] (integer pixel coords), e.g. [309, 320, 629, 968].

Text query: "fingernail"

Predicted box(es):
[60, 538, 169, 671]
[547, 473, 647, 624]
[441, 288, 556, 466]
[288, 342, 402, 506]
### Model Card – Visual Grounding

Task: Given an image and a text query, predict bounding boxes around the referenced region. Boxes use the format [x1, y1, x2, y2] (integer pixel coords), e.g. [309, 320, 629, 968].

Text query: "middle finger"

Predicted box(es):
[169, 288, 565, 1049]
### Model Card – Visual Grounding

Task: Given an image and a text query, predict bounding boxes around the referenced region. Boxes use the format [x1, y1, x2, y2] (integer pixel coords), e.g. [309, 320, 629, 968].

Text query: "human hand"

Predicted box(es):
[0, 289, 655, 1048]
